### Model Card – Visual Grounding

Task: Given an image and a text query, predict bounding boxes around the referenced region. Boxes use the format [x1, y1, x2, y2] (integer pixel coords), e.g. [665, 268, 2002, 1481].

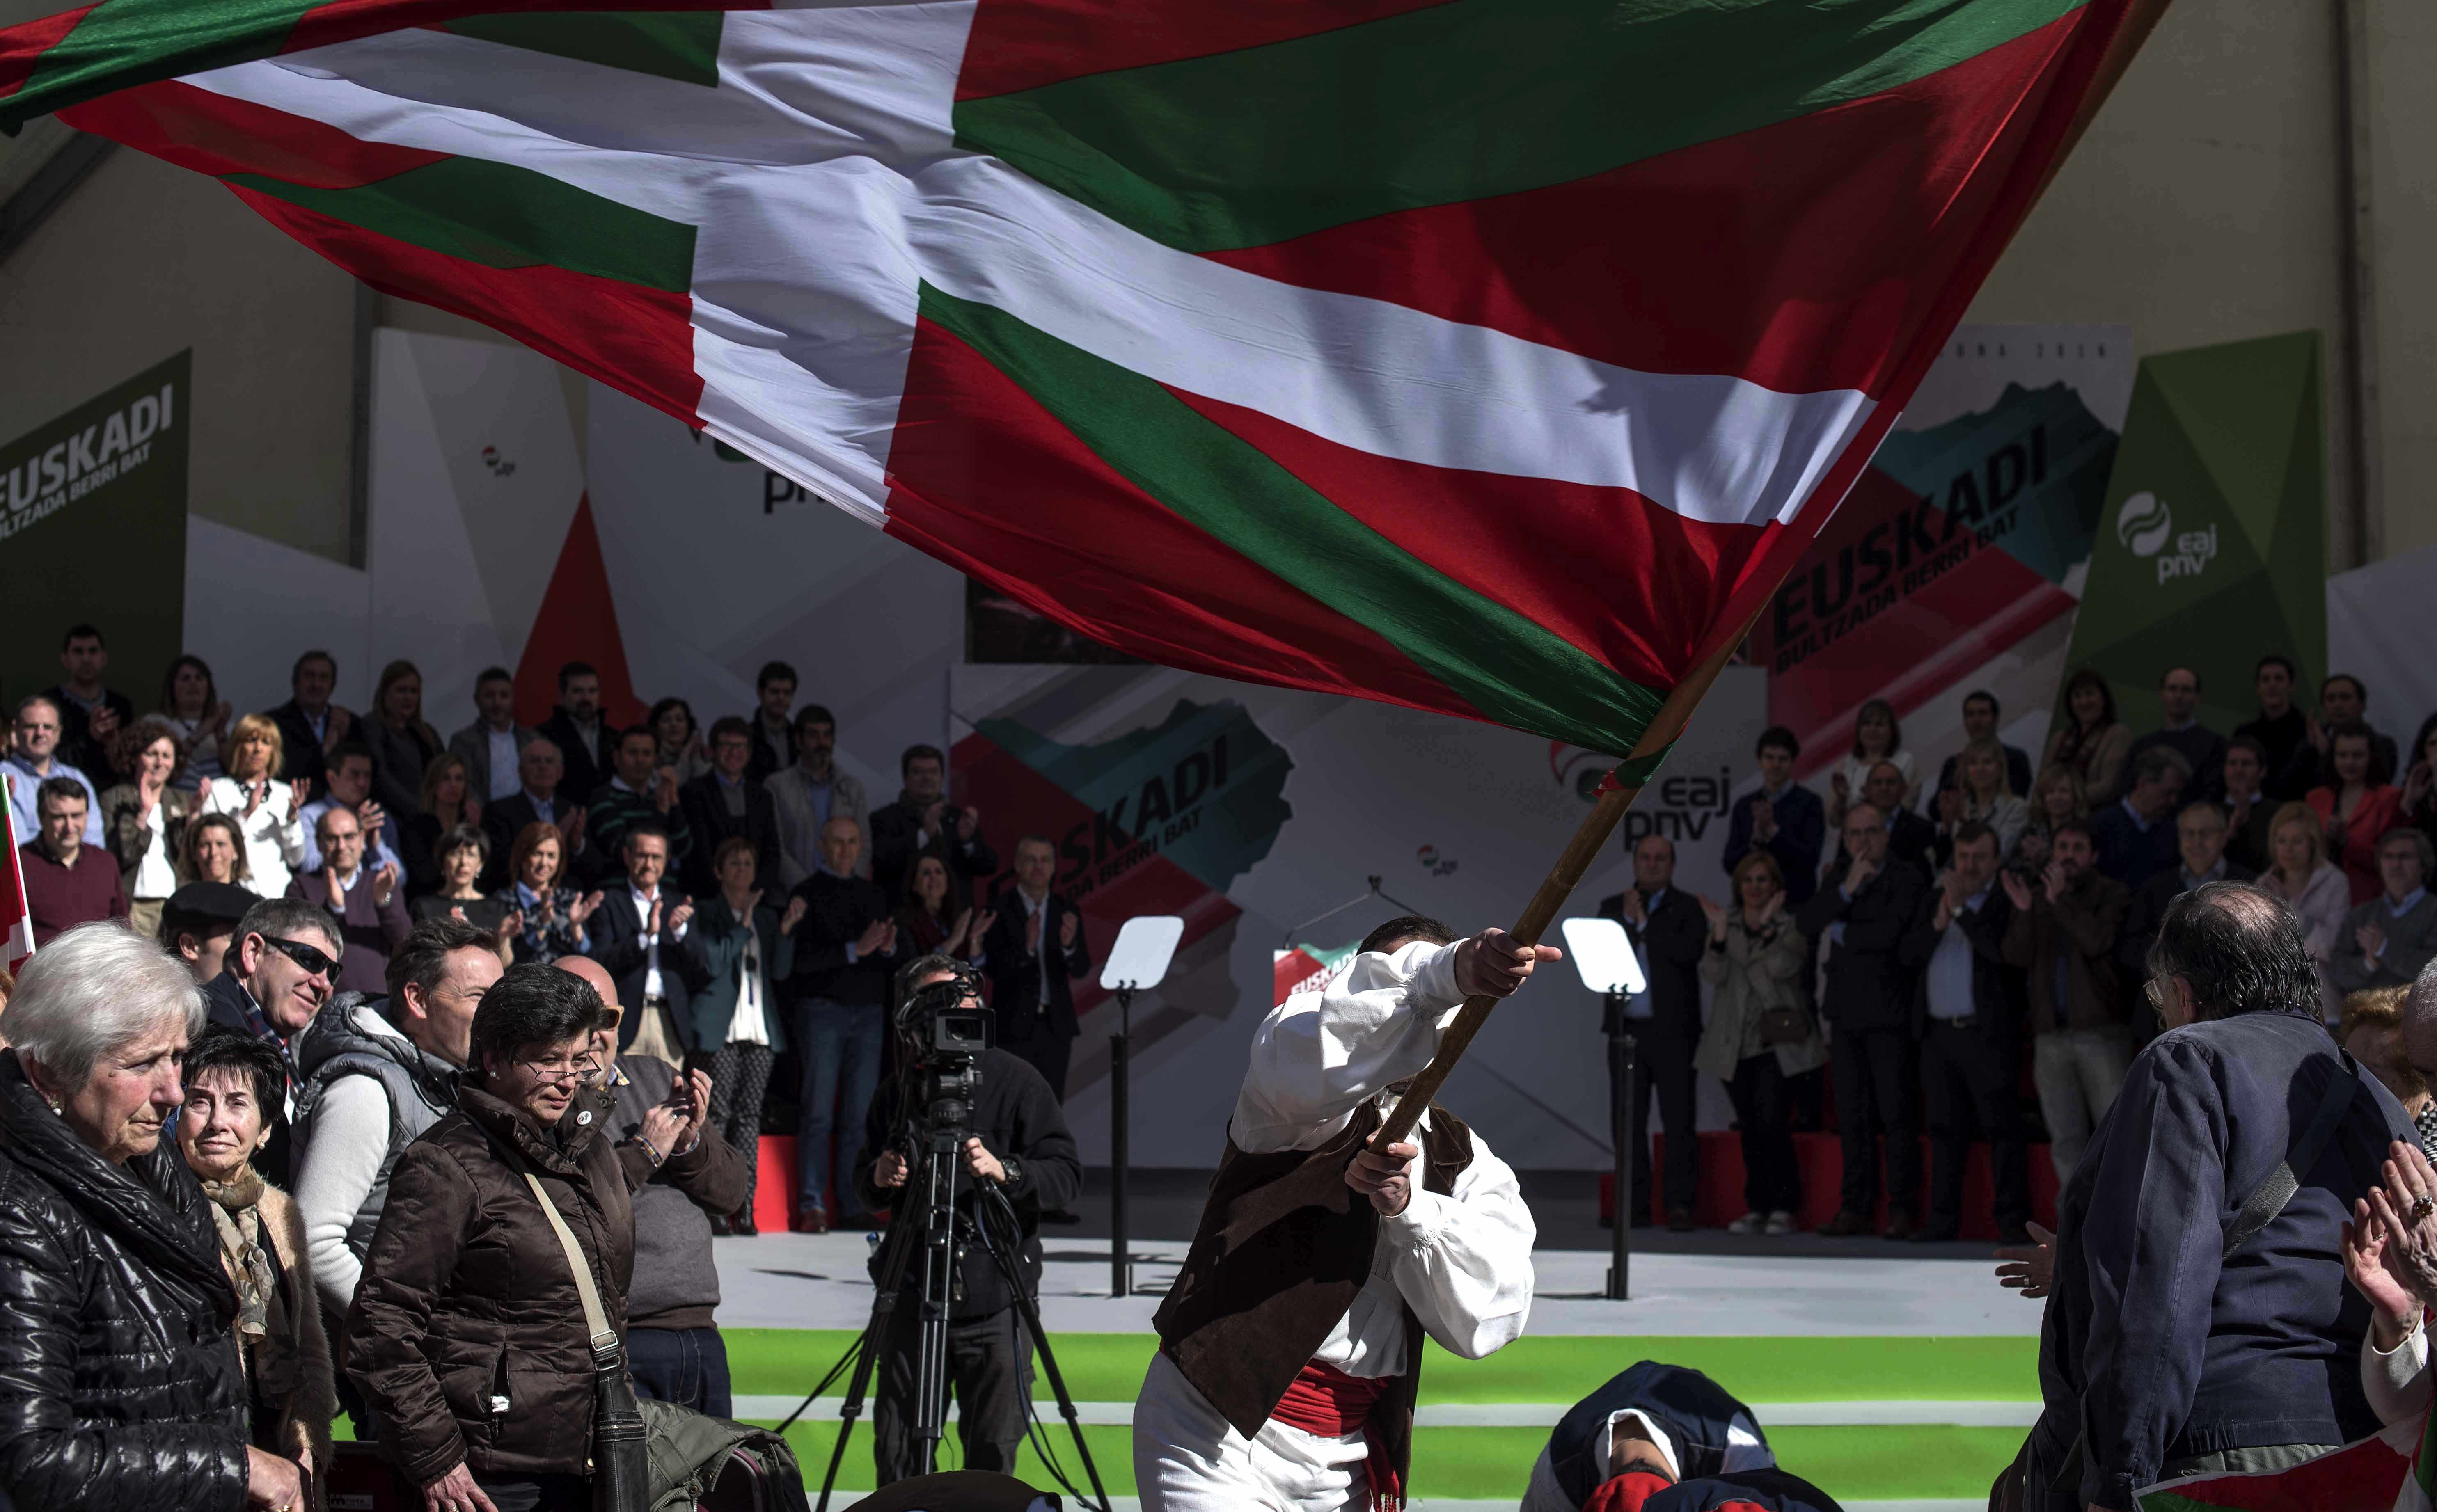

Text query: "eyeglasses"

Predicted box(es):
[261, 934, 339, 982]
[514, 1051, 602, 1087]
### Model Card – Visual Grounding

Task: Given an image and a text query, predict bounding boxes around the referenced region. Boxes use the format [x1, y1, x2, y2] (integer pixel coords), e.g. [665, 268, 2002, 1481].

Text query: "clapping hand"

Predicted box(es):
[2343, 1196, 2422, 1348]
[856, 916, 893, 956]
[2360, 922, 2389, 961]
[2042, 859, 2069, 905]
[2000, 869, 2034, 912]
[569, 890, 605, 928]
[372, 862, 400, 907]
[921, 798, 948, 838]
[358, 799, 387, 837]
[2365, 1141, 2437, 1313]
[957, 805, 980, 842]
[1618, 888, 1648, 927]
[652, 767, 679, 811]
[1748, 796, 1777, 843]
[780, 896, 807, 935]
[1059, 910, 1079, 950]
[324, 706, 353, 750]
[667, 898, 694, 933]
[289, 777, 312, 811]
[88, 704, 119, 742]
[1697, 894, 1728, 940]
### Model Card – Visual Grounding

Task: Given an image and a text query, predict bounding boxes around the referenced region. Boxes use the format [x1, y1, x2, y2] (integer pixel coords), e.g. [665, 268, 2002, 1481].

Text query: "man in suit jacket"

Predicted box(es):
[286, 803, 410, 998]
[538, 661, 617, 811]
[1796, 801, 1931, 1238]
[1823, 762, 1937, 890]
[264, 648, 353, 792]
[2119, 803, 2258, 1003]
[767, 704, 870, 886]
[678, 717, 783, 898]
[2331, 827, 2437, 995]
[2092, 744, 2192, 893]
[981, 835, 1093, 1105]
[869, 743, 999, 907]
[1897, 823, 2029, 1243]
[445, 666, 541, 805]
[584, 821, 706, 1064]
[1596, 834, 1710, 1230]
[1720, 726, 1826, 907]
[1931, 688, 2034, 800]
[483, 737, 586, 888]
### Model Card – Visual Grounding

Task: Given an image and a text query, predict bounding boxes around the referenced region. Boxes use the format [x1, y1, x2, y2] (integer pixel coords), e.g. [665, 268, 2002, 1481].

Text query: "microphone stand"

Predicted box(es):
[1110, 978, 1134, 1297]
[1604, 986, 1636, 1301]
[1278, 875, 1425, 949]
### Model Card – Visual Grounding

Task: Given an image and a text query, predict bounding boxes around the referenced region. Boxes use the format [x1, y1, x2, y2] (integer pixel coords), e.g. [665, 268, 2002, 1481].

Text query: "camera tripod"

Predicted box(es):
[788, 1121, 1110, 1512]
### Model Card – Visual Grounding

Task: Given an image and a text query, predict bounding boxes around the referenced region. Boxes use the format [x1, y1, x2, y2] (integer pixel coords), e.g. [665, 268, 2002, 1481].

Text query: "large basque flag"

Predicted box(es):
[2, 0, 2164, 762]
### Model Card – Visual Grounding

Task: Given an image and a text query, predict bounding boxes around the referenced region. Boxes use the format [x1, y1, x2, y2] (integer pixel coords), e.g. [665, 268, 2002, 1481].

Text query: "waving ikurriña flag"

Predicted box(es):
[3, 0, 2164, 763]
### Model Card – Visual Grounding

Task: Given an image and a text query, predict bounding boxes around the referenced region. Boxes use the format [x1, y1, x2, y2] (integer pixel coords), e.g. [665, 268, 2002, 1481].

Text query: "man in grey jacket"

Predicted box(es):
[445, 666, 542, 805]
[290, 916, 502, 1321]
[2332, 828, 2437, 994]
[557, 955, 756, 1416]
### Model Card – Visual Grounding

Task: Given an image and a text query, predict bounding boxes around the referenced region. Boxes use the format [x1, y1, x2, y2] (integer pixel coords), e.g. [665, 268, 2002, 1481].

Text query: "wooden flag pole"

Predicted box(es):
[1370, 629, 1754, 1152]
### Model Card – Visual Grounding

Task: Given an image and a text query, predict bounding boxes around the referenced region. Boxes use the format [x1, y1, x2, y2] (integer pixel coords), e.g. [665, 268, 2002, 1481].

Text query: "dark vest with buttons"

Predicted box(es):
[1152, 1101, 1475, 1496]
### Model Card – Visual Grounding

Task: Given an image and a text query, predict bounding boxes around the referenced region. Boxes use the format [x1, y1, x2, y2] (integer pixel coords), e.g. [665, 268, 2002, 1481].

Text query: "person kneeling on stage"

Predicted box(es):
[1520, 1361, 1841, 1512]
[854, 953, 1081, 1487]
[1136, 915, 1550, 1512]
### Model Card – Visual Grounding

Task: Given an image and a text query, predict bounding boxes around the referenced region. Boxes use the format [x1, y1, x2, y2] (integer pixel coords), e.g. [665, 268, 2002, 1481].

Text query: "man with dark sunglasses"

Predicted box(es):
[202, 896, 345, 1183]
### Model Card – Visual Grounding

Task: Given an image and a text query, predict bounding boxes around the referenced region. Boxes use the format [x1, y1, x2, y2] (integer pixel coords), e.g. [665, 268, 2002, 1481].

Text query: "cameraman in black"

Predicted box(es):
[854, 952, 1081, 1485]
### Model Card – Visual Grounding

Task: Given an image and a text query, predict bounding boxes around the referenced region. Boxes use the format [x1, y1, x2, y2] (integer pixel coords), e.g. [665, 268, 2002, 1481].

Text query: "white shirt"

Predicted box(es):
[199, 775, 306, 896]
[630, 885, 689, 999]
[487, 725, 522, 800]
[730, 913, 770, 1047]
[1230, 939, 1536, 1379]
[1019, 888, 1053, 1004]
[1620, 888, 1665, 1020]
[132, 801, 179, 900]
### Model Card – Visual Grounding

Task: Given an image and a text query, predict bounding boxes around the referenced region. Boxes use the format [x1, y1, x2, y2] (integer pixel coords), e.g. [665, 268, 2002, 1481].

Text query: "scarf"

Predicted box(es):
[202, 1166, 300, 1399]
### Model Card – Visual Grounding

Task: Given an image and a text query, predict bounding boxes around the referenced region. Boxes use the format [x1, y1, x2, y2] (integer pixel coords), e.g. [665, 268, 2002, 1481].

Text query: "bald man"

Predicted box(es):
[1595, 834, 1708, 1230]
[551, 954, 753, 1414]
[783, 812, 901, 1232]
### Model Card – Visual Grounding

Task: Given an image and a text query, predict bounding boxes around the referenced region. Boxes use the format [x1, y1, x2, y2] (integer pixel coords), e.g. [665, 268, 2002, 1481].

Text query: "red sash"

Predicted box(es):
[1268, 1358, 1404, 1510]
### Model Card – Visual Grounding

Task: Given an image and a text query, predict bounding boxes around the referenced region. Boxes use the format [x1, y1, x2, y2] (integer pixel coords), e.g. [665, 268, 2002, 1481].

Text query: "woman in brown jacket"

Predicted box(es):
[175, 1027, 337, 1506]
[345, 965, 714, 1512]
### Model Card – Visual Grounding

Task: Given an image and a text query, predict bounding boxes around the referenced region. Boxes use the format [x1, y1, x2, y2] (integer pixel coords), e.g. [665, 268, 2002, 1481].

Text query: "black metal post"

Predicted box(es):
[1605, 988, 1636, 1301]
[1110, 984, 1134, 1298]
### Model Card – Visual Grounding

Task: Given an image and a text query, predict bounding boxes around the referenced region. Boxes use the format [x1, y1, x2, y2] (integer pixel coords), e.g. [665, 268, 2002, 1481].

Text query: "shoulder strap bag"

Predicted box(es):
[520, 1167, 651, 1512]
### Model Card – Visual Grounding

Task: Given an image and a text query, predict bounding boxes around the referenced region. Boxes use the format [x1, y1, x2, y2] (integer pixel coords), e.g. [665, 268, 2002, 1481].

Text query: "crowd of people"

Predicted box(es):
[1603, 659, 2437, 1243]
[3, 629, 1090, 1236]
[6, 627, 2437, 1511]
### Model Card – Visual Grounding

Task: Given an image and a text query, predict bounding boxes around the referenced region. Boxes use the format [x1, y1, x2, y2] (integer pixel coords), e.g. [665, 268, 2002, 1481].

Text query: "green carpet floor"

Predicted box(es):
[726, 1330, 2039, 1500]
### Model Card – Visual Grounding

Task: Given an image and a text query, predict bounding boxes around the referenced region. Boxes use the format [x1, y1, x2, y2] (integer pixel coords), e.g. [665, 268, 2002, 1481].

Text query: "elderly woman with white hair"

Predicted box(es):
[0, 921, 306, 1512]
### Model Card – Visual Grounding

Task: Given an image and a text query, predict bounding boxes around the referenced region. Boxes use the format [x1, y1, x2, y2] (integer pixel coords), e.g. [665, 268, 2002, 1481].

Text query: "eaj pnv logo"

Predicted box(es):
[2115, 491, 2216, 584]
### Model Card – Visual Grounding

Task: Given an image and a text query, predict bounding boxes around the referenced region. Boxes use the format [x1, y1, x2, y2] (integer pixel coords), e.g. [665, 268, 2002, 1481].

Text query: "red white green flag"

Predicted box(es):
[2135, 1411, 2433, 1512]
[2, 0, 2163, 762]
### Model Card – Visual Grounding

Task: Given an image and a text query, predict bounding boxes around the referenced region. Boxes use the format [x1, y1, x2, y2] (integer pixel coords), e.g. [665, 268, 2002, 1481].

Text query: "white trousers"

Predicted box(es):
[1134, 1351, 1372, 1512]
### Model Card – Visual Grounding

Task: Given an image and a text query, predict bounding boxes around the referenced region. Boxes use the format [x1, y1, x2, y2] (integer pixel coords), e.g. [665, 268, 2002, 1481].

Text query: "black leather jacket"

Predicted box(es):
[0, 1051, 250, 1511]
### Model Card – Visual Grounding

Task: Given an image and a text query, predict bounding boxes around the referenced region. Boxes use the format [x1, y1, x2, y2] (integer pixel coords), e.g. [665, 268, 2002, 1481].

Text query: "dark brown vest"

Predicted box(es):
[1152, 1103, 1476, 1492]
